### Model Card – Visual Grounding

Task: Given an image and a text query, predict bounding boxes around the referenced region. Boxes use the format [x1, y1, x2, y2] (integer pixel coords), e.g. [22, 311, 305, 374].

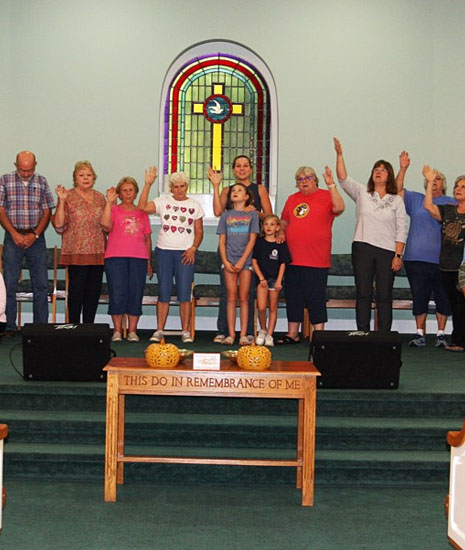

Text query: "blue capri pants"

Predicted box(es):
[155, 247, 195, 302]
[404, 260, 451, 316]
[105, 257, 147, 316]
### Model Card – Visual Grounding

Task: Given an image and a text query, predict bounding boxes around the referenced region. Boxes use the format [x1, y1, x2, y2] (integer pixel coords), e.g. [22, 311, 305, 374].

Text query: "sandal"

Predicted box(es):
[276, 335, 300, 345]
[239, 335, 249, 346]
[444, 345, 465, 352]
[221, 336, 235, 346]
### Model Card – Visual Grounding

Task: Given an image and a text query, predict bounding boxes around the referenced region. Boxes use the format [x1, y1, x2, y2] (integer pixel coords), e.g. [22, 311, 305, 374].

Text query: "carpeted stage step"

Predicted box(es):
[1, 384, 464, 418]
[3, 442, 450, 486]
[0, 410, 460, 452]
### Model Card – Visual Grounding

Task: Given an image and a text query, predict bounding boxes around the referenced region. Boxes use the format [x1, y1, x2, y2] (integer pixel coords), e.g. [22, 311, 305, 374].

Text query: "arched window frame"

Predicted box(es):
[158, 39, 278, 223]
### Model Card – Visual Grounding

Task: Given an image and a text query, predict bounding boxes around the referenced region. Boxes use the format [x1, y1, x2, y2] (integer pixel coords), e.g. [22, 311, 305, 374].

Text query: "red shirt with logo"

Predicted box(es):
[281, 189, 336, 268]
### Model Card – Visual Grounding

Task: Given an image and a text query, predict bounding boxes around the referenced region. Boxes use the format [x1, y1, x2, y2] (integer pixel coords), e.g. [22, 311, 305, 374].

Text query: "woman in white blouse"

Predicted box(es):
[334, 138, 408, 331]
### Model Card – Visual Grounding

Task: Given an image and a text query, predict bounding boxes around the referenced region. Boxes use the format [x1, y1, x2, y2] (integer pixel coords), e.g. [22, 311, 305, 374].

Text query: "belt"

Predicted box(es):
[15, 228, 35, 235]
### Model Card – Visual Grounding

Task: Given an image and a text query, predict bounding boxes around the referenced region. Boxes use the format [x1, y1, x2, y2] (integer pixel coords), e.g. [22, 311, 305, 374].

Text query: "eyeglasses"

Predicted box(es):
[296, 175, 315, 183]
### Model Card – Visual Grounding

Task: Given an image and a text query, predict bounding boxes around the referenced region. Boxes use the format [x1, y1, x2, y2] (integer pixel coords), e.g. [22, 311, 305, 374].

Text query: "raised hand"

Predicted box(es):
[422, 165, 436, 182]
[333, 137, 343, 155]
[207, 167, 223, 186]
[323, 166, 335, 187]
[399, 151, 410, 170]
[106, 187, 118, 204]
[55, 184, 68, 201]
[145, 166, 158, 186]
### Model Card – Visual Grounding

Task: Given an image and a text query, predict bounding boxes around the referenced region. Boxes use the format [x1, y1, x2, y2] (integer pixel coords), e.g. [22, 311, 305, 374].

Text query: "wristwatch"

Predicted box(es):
[395, 253, 403, 259]
[32, 231, 39, 239]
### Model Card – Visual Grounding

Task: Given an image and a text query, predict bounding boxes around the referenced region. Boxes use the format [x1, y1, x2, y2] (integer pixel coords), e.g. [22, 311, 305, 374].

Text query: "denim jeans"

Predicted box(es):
[2, 232, 49, 331]
[155, 248, 195, 302]
[104, 257, 147, 316]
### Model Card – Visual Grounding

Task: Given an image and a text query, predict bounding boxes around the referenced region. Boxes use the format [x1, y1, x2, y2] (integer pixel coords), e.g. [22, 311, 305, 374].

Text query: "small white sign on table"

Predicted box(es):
[193, 353, 221, 370]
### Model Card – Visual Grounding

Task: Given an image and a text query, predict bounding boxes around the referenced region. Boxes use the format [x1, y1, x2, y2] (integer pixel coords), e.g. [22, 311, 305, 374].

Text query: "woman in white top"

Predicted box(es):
[334, 138, 407, 331]
[139, 169, 204, 344]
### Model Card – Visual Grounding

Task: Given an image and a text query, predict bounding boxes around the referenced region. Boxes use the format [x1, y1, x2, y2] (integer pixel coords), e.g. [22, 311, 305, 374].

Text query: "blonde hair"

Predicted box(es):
[116, 176, 139, 196]
[73, 160, 97, 186]
[261, 214, 281, 236]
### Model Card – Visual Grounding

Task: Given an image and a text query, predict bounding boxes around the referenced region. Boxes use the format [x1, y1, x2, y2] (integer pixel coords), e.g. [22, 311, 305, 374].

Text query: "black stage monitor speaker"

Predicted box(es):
[309, 330, 402, 389]
[22, 323, 112, 381]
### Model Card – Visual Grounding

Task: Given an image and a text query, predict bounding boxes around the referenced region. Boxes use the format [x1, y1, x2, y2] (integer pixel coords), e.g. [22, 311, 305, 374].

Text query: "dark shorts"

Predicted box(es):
[404, 260, 451, 316]
[284, 265, 328, 325]
[255, 275, 277, 289]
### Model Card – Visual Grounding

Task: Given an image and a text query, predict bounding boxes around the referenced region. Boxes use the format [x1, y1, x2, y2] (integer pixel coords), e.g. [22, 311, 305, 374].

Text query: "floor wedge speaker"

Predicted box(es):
[309, 330, 402, 389]
[22, 323, 112, 381]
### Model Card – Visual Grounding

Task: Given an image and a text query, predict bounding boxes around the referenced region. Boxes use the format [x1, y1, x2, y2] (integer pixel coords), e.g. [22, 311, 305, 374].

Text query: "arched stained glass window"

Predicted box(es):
[159, 40, 278, 219]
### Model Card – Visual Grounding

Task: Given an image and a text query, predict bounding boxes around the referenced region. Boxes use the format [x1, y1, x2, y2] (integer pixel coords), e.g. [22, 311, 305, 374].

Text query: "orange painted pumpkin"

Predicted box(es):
[237, 344, 272, 371]
[145, 340, 180, 368]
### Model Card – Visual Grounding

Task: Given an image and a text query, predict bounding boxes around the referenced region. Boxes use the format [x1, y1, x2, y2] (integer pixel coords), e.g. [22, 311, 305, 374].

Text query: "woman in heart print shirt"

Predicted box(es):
[139, 168, 204, 343]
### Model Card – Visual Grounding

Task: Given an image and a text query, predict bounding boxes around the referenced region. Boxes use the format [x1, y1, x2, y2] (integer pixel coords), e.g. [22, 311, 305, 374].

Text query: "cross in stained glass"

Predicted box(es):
[192, 83, 243, 171]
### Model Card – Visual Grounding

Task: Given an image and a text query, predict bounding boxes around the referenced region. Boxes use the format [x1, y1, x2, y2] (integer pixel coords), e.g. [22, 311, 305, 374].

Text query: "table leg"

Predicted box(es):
[104, 373, 119, 502]
[117, 394, 125, 484]
[296, 399, 303, 489]
[301, 379, 316, 506]
[0, 439, 3, 531]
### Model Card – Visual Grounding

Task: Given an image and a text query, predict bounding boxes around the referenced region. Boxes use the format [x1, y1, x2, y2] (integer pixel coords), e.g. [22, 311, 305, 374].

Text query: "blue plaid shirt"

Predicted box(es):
[0, 171, 55, 229]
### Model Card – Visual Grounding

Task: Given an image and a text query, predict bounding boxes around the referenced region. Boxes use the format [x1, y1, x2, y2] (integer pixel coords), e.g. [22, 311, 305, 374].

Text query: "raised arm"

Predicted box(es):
[101, 187, 117, 231]
[423, 165, 442, 221]
[138, 166, 158, 214]
[257, 185, 273, 219]
[53, 185, 69, 229]
[207, 167, 227, 217]
[334, 137, 347, 181]
[323, 166, 345, 215]
[395, 150, 410, 197]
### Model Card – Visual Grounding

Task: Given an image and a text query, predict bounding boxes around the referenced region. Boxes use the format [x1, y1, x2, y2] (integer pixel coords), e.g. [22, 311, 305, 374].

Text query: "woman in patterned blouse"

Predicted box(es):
[53, 161, 106, 324]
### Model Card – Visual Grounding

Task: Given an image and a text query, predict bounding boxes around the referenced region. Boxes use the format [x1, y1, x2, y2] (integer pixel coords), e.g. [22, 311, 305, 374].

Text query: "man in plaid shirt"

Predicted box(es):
[0, 151, 55, 335]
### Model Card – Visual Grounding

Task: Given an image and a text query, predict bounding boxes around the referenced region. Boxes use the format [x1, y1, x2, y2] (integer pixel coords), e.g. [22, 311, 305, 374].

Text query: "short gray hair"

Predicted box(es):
[169, 171, 189, 189]
[423, 169, 447, 194]
[294, 166, 319, 187]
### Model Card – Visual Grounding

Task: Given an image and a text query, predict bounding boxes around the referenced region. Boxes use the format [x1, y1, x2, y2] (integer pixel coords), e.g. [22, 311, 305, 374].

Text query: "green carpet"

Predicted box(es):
[0, 481, 452, 549]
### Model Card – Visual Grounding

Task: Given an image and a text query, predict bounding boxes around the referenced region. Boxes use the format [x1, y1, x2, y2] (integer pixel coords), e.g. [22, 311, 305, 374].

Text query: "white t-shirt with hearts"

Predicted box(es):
[153, 194, 205, 250]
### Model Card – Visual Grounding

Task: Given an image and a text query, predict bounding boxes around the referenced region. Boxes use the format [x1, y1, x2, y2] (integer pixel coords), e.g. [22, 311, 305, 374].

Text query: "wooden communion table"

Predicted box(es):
[104, 357, 320, 506]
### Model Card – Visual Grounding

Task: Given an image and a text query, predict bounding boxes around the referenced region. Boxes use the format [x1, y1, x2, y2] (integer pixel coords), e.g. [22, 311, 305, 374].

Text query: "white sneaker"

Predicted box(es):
[150, 330, 164, 342]
[181, 331, 194, 343]
[127, 332, 139, 342]
[255, 330, 267, 345]
[111, 331, 122, 342]
[264, 335, 274, 347]
[213, 334, 226, 344]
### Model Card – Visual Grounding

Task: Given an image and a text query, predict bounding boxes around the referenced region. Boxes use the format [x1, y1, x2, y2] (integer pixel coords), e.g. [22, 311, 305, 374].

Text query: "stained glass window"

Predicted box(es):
[159, 42, 277, 217]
